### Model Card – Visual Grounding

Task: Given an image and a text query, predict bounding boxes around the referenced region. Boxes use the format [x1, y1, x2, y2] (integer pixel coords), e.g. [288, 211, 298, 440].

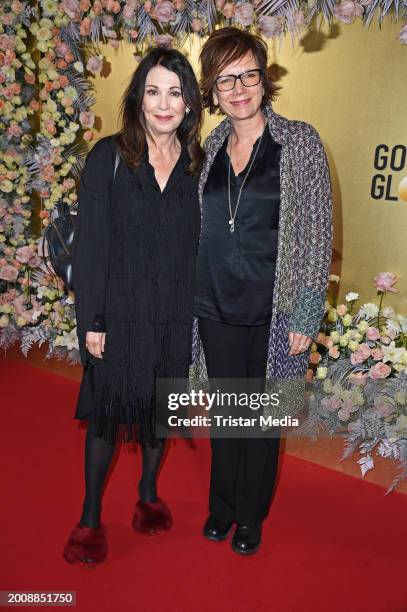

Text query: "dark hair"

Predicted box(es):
[199, 27, 278, 115]
[115, 48, 204, 175]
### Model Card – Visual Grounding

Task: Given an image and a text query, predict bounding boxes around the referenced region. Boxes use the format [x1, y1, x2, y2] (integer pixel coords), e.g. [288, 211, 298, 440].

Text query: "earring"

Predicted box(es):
[185, 108, 190, 114]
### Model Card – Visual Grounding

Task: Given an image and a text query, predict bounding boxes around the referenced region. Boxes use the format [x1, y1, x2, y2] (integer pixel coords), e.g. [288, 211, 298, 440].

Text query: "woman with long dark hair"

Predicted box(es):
[192, 27, 332, 555]
[63, 48, 203, 566]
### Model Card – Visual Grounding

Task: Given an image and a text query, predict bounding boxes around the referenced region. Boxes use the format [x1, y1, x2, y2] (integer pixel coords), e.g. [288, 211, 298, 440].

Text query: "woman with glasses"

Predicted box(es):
[193, 27, 333, 555]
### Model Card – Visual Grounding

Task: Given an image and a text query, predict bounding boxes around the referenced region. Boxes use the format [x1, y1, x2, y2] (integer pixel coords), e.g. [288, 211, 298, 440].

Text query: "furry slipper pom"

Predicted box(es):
[63, 523, 108, 565]
[132, 498, 173, 535]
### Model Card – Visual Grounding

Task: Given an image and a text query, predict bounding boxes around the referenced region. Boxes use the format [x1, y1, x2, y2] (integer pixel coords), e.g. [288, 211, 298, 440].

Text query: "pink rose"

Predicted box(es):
[336, 304, 347, 316]
[358, 343, 371, 359]
[154, 0, 176, 23]
[29, 255, 41, 268]
[62, 0, 80, 20]
[305, 368, 314, 381]
[86, 55, 103, 75]
[309, 351, 321, 364]
[371, 347, 384, 361]
[398, 24, 407, 44]
[7, 124, 22, 138]
[374, 272, 399, 293]
[123, 4, 136, 18]
[79, 16, 92, 36]
[234, 2, 254, 26]
[323, 336, 333, 348]
[102, 15, 114, 27]
[11, 1, 24, 13]
[293, 9, 305, 26]
[154, 34, 174, 48]
[79, 0, 91, 9]
[374, 397, 396, 418]
[328, 397, 342, 412]
[173, 0, 185, 9]
[258, 15, 284, 38]
[328, 346, 340, 359]
[222, 2, 236, 18]
[15, 245, 34, 264]
[79, 111, 95, 128]
[191, 18, 203, 32]
[83, 130, 94, 142]
[350, 351, 365, 365]
[55, 42, 70, 58]
[338, 408, 350, 421]
[369, 362, 391, 380]
[0, 265, 19, 281]
[366, 326, 380, 341]
[0, 35, 16, 51]
[333, 0, 363, 24]
[342, 399, 356, 412]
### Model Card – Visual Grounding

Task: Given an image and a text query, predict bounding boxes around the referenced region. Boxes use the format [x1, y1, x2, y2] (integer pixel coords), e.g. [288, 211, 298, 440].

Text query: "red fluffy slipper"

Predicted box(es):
[132, 498, 173, 535]
[63, 523, 108, 566]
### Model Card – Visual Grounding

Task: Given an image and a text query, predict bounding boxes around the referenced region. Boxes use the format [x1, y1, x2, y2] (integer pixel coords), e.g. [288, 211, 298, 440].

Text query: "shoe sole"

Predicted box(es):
[203, 526, 232, 542]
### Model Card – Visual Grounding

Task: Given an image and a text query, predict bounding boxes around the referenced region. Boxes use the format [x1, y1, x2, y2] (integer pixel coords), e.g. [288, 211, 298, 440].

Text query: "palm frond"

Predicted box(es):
[256, 0, 290, 17]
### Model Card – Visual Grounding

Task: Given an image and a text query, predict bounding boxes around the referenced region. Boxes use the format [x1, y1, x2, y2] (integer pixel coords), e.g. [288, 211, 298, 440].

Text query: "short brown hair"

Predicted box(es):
[199, 27, 278, 114]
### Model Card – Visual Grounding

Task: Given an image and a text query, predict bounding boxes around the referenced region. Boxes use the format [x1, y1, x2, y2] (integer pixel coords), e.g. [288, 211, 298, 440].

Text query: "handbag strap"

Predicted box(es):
[113, 151, 120, 180]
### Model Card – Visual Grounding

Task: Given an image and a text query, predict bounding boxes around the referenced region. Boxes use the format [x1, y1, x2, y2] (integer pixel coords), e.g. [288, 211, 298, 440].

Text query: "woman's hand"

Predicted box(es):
[288, 332, 312, 356]
[85, 331, 106, 359]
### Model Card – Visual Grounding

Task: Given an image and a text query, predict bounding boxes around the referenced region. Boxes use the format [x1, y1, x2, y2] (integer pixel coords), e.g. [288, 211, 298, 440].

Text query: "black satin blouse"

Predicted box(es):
[194, 127, 281, 325]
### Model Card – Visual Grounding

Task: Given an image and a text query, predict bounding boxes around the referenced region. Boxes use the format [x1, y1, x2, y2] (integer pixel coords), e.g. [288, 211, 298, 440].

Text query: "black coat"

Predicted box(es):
[72, 135, 201, 443]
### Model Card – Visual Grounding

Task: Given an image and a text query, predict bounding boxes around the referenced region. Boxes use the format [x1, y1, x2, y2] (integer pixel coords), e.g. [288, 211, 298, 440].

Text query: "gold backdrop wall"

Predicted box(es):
[93, 20, 407, 313]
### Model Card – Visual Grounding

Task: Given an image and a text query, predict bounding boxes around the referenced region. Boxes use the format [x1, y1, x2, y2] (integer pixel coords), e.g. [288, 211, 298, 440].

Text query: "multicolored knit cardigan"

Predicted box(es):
[189, 103, 333, 407]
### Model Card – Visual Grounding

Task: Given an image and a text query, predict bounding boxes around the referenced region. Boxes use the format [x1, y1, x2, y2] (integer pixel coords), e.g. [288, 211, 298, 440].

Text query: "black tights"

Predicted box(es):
[79, 419, 166, 528]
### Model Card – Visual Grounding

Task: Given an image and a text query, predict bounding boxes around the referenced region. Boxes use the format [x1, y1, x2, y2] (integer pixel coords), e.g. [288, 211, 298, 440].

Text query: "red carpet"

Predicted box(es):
[1, 358, 407, 612]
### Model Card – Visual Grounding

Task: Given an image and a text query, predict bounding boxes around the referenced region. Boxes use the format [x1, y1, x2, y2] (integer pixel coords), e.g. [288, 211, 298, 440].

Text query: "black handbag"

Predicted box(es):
[42, 151, 120, 292]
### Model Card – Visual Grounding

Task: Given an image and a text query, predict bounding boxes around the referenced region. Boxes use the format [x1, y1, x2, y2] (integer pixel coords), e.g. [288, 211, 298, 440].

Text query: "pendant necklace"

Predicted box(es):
[227, 126, 265, 234]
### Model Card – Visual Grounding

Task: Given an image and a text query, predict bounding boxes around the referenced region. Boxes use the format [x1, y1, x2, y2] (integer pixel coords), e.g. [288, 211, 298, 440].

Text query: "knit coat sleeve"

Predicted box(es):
[72, 137, 114, 365]
[287, 123, 333, 340]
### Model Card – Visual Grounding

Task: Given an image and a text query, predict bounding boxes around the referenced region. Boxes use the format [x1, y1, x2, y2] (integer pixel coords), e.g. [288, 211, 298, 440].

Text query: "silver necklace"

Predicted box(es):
[227, 126, 265, 234]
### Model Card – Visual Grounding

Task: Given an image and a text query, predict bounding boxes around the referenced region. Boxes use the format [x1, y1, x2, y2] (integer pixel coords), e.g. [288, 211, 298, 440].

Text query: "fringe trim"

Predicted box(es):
[89, 360, 189, 446]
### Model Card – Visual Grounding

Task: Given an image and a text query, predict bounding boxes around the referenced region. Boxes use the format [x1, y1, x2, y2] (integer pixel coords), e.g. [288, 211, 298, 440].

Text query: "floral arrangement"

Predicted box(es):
[301, 272, 407, 493]
[35, 0, 407, 47]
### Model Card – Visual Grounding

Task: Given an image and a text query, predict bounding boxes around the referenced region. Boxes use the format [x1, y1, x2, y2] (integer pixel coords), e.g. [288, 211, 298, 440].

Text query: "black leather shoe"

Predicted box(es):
[232, 524, 262, 555]
[203, 516, 233, 542]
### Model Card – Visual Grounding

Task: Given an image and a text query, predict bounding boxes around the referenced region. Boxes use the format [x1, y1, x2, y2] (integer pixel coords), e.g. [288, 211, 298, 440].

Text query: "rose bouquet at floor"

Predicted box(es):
[300, 272, 407, 493]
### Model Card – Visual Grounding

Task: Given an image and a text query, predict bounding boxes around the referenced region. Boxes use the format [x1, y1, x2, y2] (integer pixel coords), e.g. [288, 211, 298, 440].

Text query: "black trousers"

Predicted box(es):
[198, 317, 281, 527]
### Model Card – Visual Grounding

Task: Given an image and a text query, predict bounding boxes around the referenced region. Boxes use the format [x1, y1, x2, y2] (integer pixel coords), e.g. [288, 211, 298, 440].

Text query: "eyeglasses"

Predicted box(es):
[215, 69, 263, 92]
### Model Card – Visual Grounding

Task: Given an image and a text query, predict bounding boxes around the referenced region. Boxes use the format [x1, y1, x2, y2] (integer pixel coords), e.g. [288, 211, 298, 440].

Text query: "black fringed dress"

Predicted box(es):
[72, 135, 201, 445]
